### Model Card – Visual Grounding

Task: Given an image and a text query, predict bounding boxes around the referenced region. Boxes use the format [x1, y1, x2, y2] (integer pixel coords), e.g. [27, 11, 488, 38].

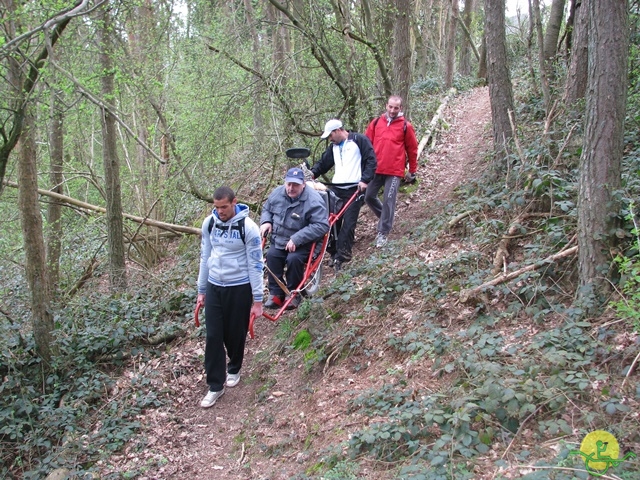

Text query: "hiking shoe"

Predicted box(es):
[285, 295, 302, 310]
[201, 389, 224, 408]
[334, 261, 342, 273]
[264, 295, 284, 309]
[375, 233, 388, 248]
[226, 372, 241, 387]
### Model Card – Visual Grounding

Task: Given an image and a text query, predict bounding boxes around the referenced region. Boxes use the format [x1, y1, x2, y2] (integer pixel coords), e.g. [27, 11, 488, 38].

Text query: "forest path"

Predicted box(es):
[101, 86, 493, 479]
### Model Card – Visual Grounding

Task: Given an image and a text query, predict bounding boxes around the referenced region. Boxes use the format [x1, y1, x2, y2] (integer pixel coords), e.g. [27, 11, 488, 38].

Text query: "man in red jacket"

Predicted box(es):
[364, 95, 419, 247]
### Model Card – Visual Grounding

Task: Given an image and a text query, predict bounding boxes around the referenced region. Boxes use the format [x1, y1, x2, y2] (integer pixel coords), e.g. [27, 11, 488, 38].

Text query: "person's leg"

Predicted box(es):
[204, 283, 226, 392]
[364, 174, 384, 221]
[285, 244, 312, 291]
[328, 188, 346, 260]
[266, 247, 287, 297]
[335, 187, 363, 263]
[378, 175, 402, 235]
[223, 283, 252, 375]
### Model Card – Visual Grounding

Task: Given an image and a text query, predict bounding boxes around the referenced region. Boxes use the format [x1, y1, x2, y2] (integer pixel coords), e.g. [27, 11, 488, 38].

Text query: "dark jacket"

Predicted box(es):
[260, 185, 329, 250]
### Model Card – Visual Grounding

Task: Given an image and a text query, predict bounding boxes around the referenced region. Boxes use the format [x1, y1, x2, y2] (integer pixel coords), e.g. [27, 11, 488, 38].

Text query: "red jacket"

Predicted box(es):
[365, 114, 418, 177]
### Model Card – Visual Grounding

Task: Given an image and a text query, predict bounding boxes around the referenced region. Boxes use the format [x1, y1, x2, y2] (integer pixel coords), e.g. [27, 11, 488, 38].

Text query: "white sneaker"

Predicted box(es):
[200, 389, 224, 408]
[226, 372, 241, 387]
[375, 233, 388, 248]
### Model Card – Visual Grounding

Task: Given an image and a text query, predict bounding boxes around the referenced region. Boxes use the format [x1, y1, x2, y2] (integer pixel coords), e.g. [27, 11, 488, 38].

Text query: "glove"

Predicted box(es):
[404, 172, 417, 183]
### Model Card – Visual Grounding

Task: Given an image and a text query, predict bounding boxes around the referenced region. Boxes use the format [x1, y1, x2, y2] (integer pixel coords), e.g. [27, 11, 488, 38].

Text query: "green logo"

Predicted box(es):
[569, 430, 636, 477]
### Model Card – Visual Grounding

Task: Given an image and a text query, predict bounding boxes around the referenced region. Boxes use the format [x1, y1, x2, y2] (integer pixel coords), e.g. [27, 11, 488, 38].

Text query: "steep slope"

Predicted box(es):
[98, 87, 493, 479]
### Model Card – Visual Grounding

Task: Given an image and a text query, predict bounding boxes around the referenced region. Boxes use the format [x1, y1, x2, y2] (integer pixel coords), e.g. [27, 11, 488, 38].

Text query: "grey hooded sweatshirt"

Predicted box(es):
[197, 204, 264, 302]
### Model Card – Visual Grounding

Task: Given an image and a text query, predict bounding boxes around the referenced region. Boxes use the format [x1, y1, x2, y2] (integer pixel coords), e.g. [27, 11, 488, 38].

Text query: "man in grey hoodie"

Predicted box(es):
[197, 186, 264, 408]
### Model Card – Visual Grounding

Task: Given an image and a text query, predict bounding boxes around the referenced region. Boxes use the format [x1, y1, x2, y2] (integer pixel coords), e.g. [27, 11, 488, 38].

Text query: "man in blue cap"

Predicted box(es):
[260, 168, 329, 309]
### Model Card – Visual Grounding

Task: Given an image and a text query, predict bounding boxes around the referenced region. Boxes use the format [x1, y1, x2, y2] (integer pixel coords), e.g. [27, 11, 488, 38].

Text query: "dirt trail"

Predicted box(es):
[101, 87, 492, 479]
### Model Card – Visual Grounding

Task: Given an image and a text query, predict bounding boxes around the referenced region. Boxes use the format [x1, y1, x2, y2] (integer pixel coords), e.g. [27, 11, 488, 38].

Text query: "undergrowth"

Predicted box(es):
[306, 84, 640, 478]
[3, 56, 640, 480]
[0, 259, 196, 479]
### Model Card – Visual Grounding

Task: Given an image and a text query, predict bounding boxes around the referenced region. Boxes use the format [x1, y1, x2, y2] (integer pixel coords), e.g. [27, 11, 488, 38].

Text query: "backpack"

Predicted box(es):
[208, 216, 246, 243]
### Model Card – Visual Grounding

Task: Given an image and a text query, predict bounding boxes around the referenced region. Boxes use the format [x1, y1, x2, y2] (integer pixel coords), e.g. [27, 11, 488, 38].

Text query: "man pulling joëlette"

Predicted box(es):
[311, 119, 377, 271]
[196, 186, 264, 408]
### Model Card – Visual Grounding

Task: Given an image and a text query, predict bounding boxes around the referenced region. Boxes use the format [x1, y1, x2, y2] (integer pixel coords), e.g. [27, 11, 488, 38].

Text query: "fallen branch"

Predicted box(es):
[3, 179, 201, 235]
[622, 350, 640, 389]
[65, 257, 99, 299]
[448, 210, 474, 229]
[455, 10, 481, 62]
[492, 213, 550, 275]
[127, 231, 183, 243]
[417, 87, 456, 160]
[460, 245, 578, 303]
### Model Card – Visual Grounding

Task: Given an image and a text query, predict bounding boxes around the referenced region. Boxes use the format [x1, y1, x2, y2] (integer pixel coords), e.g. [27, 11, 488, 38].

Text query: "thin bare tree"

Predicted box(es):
[98, 3, 127, 291]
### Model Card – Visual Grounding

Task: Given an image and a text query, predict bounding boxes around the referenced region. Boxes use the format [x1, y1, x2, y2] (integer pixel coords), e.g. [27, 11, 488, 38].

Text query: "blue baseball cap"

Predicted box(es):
[285, 167, 305, 184]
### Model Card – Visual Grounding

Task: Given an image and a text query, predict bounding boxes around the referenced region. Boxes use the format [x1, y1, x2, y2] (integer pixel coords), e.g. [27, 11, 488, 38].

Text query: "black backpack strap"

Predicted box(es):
[207, 216, 245, 243]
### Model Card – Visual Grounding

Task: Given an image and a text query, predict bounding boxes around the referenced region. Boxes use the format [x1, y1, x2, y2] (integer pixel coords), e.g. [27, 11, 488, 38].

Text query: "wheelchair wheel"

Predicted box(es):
[305, 264, 323, 296]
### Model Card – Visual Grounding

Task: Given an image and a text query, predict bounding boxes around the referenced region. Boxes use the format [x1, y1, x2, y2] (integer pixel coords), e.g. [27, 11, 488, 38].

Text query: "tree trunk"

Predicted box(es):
[458, 0, 475, 76]
[526, 0, 540, 97]
[577, 0, 628, 310]
[542, 0, 567, 63]
[444, 0, 457, 88]
[485, 0, 514, 149]
[532, 0, 551, 113]
[564, 0, 577, 57]
[244, 0, 266, 138]
[392, 0, 412, 106]
[98, 5, 127, 291]
[47, 87, 64, 294]
[125, 0, 170, 266]
[478, 33, 487, 81]
[414, 0, 435, 80]
[564, 0, 588, 104]
[18, 108, 56, 363]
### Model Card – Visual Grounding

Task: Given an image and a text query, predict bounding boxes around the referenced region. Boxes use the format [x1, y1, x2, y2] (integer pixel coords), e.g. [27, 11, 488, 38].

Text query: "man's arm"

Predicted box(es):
[244, 219, 265, 304]
[259, 192, 274, 226]
[260, 193, 275, 237]
[405, 122, 419, 174]
[197, 216, 213, 296]
[353, 133, 377, 184]
[364, 118, 377, 143]
[311, 146, 335, 179]
[290, 191, 330, 247]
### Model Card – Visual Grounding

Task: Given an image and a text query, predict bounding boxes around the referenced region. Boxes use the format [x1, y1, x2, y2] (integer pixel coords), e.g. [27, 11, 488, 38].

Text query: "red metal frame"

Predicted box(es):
[249, 188, 360, 337]
[194, 187, 361, 340]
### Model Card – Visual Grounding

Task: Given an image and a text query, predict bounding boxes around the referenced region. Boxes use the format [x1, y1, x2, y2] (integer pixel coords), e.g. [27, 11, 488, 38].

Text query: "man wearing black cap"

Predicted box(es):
[311, 119, 377, 271]
[260, 168, 329, 309]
